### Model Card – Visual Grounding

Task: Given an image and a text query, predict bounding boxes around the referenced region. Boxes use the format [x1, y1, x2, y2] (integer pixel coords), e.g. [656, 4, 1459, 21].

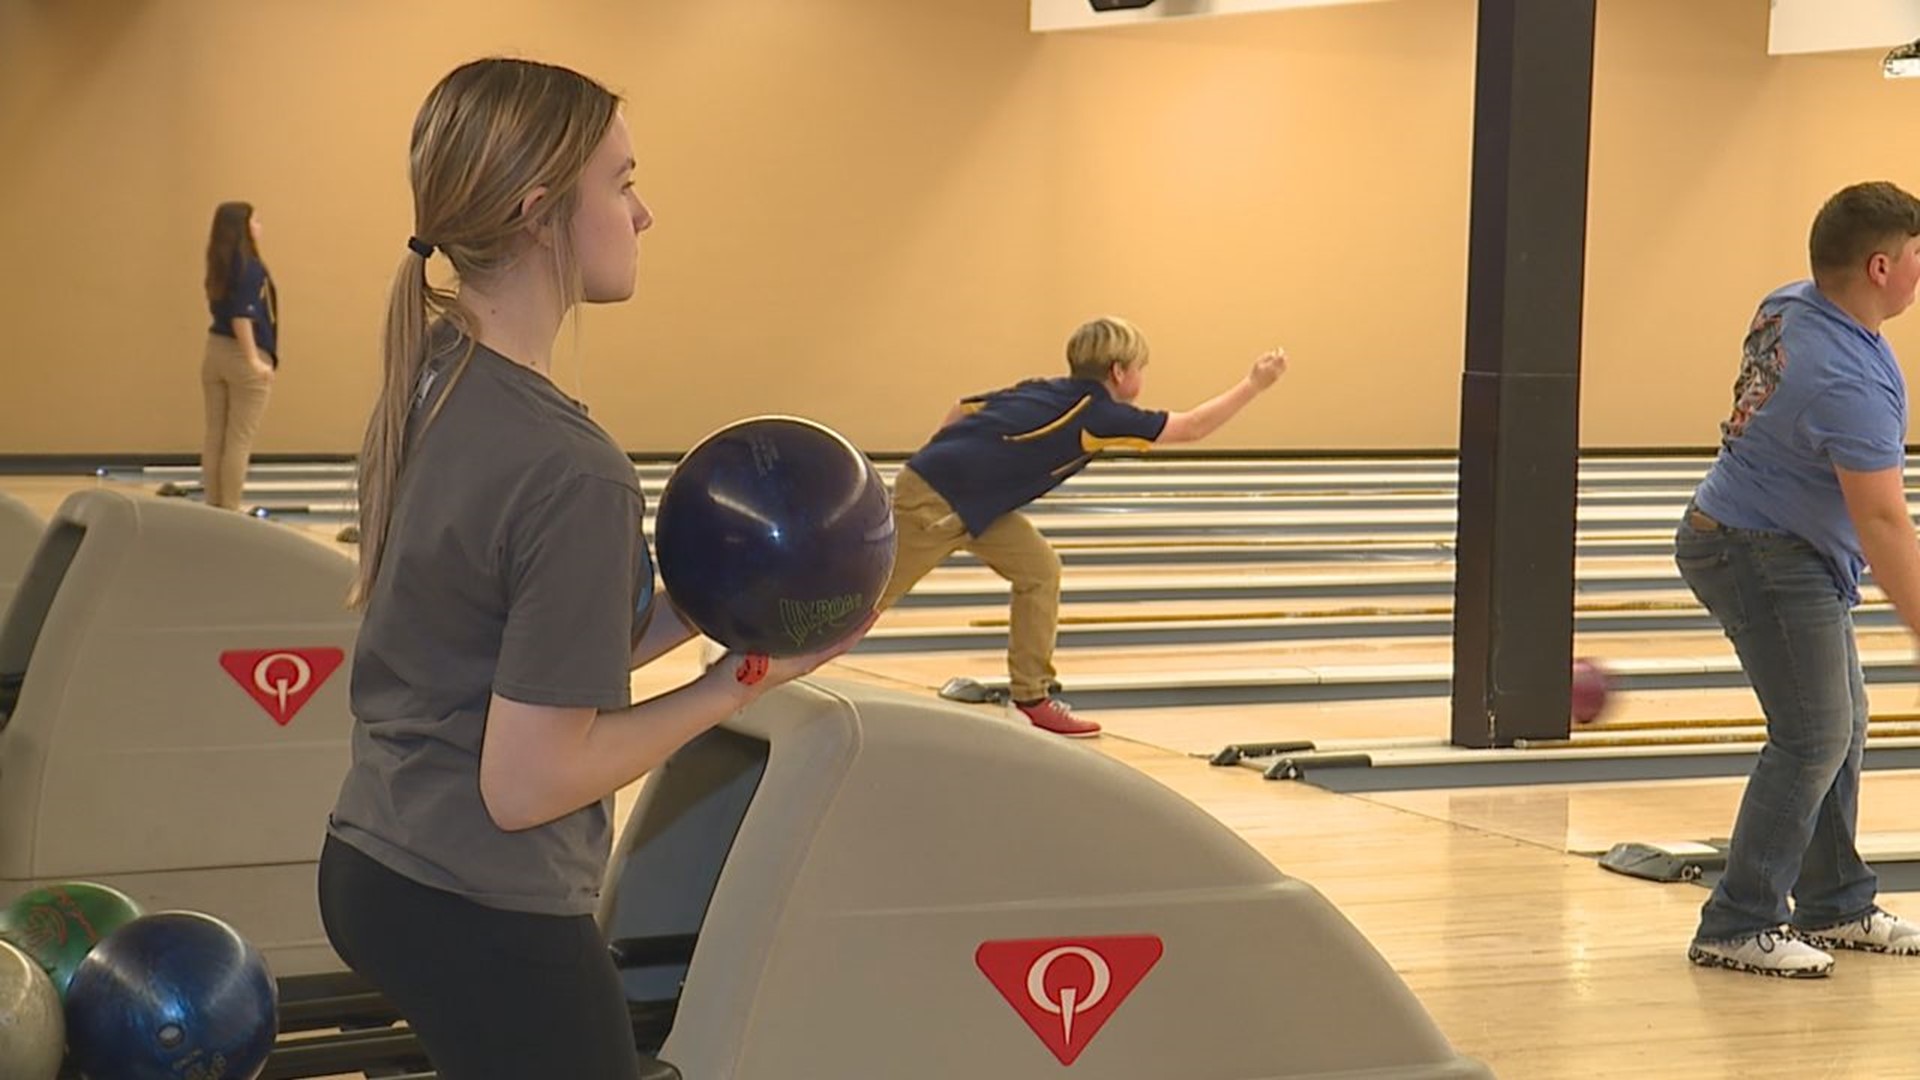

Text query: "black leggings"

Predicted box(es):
[318, 835, 642, 1080]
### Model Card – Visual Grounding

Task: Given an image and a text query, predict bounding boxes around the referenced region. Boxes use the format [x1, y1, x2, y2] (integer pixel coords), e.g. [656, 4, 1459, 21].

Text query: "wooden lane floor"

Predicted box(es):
[130, 474, 1727, 507]
[88, 453, 1777, 508]
[894, 552, 1680, 589]
[14, 473, 1913, 719]
[0, 475, 1719, 619]
[218, 496, 1713, 535]
[1097, 739, 1920, 1080]
[117, 450, 1920, 486]
[92, 460, 1920, 572]
[118, 454, 1747, 488]
[867, 587, 1718, 632]
[105, 455, 1920, 512]
[1043, 684, 1920, 758]
[842, 624, 1814, 678]
[835, 623, 1920, 700]
[12, 473, 1913, 726]
[866, 594, 1913, 655]
[1357, 768, 1920, 857]
[884, 555, 1715, 611]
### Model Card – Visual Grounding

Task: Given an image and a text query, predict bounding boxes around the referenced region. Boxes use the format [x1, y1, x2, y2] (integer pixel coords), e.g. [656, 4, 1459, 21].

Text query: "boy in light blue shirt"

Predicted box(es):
[1681, 181, 1920, 977]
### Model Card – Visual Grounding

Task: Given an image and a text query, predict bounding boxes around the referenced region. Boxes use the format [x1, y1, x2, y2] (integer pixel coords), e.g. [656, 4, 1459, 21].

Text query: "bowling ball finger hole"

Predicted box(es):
[158, 1023, 185, 1049]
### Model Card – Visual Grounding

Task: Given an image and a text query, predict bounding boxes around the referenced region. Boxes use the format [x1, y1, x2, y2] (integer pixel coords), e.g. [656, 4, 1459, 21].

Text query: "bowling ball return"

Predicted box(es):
[591, 679, 1489, 1078]
[0, 490, 1489, 1079]
[0, 491, 357, 977]
[261, 680, 1489, 1080]
[0, 491, 42, 613]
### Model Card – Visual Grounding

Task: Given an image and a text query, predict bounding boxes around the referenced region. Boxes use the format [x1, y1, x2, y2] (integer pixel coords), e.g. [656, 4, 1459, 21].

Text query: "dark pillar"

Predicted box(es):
[1450, 0, 1597, 748]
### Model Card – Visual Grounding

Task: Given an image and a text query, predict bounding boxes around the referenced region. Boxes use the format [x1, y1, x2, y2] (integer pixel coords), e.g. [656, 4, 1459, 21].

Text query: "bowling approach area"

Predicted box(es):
[4, 453, 1920, 1080]
[0, 476, 1485, 1080]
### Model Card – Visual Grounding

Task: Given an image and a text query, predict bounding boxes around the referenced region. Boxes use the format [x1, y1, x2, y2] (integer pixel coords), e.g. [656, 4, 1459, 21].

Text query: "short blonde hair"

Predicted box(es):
[1066, 316, 1149, 380]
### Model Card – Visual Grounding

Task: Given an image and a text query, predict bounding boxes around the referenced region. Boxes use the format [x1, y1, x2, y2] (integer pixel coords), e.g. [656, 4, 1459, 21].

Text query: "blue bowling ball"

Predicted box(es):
[656, 416, 895, 657]
[64, 911, 278, 1080]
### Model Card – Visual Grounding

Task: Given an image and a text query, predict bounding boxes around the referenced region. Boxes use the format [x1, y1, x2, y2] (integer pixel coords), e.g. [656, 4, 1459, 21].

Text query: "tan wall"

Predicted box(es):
[1587, 0, 1920, 448]
[2, 0, 1918, 456]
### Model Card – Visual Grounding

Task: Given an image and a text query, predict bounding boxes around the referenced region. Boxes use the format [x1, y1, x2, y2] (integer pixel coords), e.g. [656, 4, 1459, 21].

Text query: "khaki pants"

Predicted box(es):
[879, 467, 1062, 701]
[201, 334, 274, 511]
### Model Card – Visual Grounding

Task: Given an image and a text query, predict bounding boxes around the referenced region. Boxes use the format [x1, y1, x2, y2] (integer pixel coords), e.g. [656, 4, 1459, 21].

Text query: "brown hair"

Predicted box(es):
[350, 58, 621, 607]
[203, 201, 260, 304]
[1809, 181, 1920, 281]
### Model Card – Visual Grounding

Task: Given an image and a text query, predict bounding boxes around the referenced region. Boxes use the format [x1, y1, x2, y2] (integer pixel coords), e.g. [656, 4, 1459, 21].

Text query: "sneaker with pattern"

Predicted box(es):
[1687, 929, 1834, 978]
[1796, 908, 1920, 955]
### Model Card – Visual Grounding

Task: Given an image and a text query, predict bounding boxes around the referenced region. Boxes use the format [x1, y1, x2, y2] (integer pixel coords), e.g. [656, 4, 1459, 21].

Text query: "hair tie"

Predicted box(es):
[406, 236, 435, 259]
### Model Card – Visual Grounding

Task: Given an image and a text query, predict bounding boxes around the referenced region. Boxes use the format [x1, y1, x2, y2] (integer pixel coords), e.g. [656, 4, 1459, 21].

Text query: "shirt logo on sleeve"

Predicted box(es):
[1722, 311, 1786, 442]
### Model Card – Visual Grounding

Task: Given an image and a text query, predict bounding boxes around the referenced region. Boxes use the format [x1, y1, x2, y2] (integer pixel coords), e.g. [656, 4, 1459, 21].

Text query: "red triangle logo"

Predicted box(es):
[218, 648, 345, 726]
[976, 935, 1163, 1066]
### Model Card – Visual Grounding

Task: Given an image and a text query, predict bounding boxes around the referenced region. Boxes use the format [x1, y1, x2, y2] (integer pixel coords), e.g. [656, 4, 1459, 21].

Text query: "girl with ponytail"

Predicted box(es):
[318, 59, 868, 1079]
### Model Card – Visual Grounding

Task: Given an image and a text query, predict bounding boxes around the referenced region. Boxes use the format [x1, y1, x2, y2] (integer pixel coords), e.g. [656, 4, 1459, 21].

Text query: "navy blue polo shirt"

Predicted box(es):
[210, 256, 279, 365]
[907, 377, 1168, 535]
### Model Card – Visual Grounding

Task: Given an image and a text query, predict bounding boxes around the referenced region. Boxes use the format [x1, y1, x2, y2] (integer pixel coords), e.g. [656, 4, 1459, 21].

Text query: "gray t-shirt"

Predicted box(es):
[329, 333, 652, 915]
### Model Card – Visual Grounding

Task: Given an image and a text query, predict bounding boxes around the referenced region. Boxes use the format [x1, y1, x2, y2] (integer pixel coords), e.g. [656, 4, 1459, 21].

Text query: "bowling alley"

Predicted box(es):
[7, 1, 1920, 1078]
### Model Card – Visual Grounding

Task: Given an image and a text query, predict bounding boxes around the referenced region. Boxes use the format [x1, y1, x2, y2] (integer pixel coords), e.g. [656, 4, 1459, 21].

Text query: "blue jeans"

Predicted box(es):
[1675, 510, 1877, 943]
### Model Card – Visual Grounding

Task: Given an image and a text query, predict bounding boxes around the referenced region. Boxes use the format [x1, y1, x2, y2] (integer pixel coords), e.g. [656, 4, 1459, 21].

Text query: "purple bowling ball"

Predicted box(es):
[656, 416, 896, 657]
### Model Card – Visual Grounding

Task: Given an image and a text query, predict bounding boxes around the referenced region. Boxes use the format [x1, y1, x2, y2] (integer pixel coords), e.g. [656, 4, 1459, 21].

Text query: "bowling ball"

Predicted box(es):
[1572, 656, 1611, 724]
[0, 880, 143, 997]
[0, 939, 63, 1080]
[64, 911, 278, 1080]
[656, 416, 895, 657]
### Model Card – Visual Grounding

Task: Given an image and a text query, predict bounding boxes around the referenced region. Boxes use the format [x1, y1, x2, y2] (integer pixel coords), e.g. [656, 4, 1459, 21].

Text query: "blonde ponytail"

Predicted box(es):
[348, 58, 619, 608]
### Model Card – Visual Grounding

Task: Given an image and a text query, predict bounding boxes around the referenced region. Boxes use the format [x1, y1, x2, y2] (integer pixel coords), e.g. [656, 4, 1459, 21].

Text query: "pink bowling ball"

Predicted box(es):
[1572, 657, 1611, 724]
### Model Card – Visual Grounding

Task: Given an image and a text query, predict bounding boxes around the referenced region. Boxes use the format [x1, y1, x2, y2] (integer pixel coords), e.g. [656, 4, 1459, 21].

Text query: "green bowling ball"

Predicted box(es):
[0, 881, 144, 997]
